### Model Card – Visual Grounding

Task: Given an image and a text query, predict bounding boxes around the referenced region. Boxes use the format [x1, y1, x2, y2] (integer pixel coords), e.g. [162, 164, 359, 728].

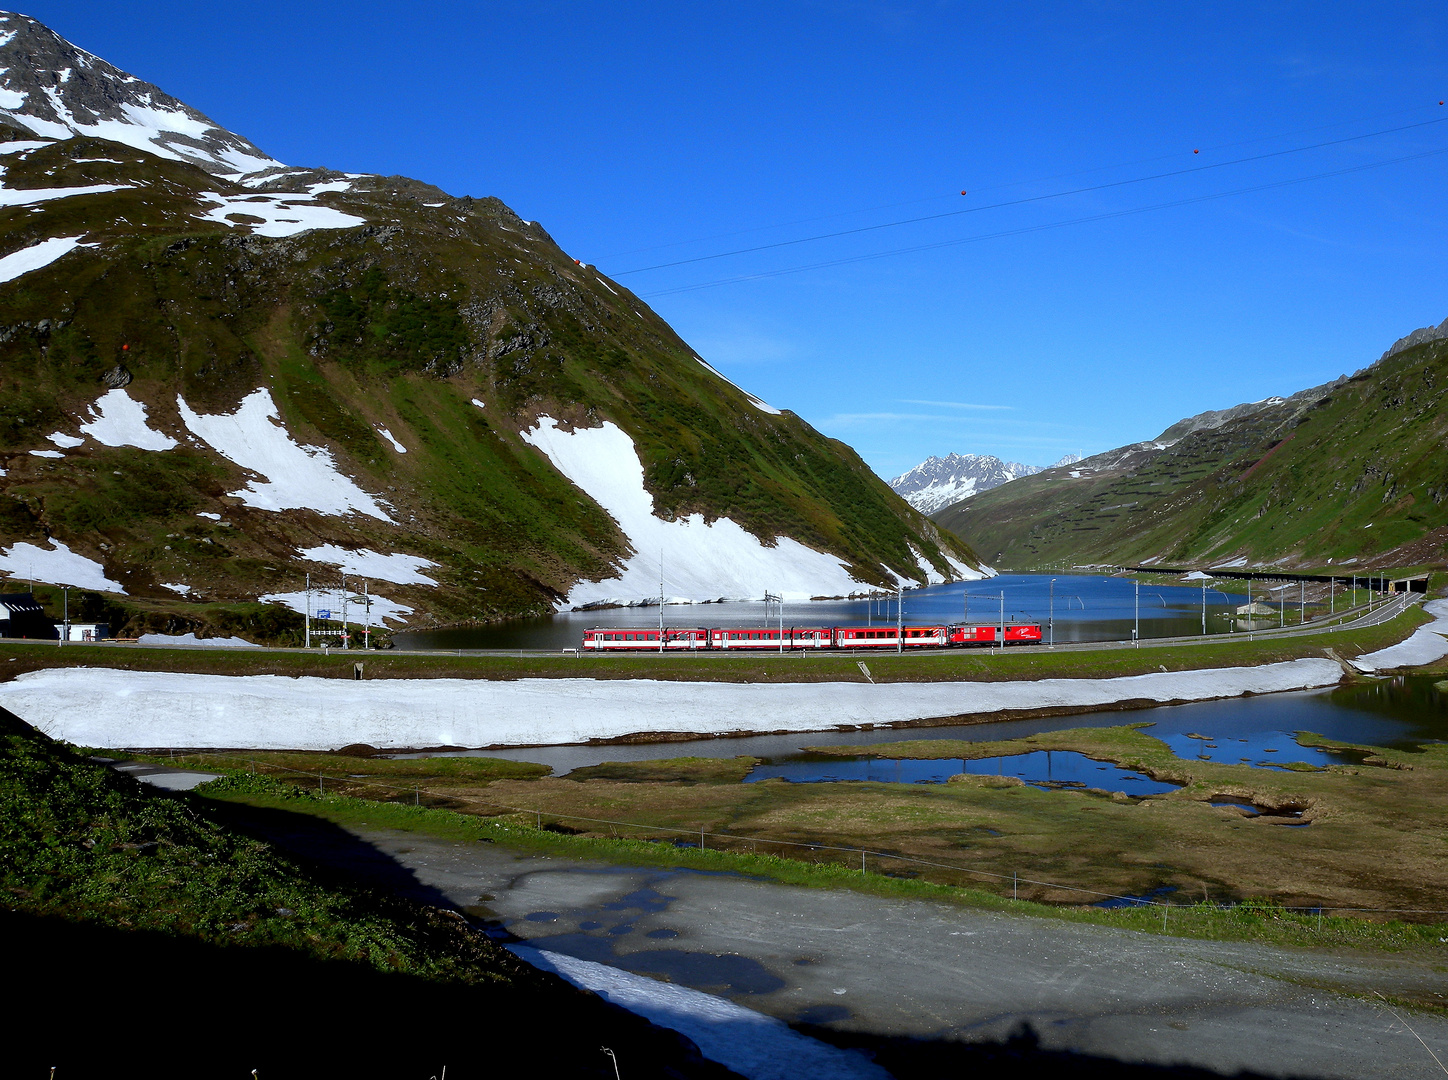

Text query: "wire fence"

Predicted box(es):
[166, 753, 1448, 925]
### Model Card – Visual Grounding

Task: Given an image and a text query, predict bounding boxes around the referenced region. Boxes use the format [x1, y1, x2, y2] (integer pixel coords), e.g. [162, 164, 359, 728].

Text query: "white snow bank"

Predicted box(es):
[158, 582, 191, 595]
[1352, 630, 1448, 672]
[524, 417, 866, 605]
[0, 234, 90, 283]
[297, 544, 437, 586]
[376, 425, 406, 453]
[198, 192, 365, 238]
[1352, 600, 1448, 671]
[177, 388, 390, 520]
[509, 946, 886, 1080]
[1212, 558, 1248, 569]
[0, 658, 1344, 751]
[137, 632, 260, 649]
[0, 183, 124, 209]
[0, 539, 123, 592]
[1181, 571, 1211, 582]
[28, 449, 63, 458]
[260, 589, 413, 627]
[693, 356, 782, 414]
[46, 430, 83, 448]
[0, 140, 52, 154]
[79, 388, 177, 450]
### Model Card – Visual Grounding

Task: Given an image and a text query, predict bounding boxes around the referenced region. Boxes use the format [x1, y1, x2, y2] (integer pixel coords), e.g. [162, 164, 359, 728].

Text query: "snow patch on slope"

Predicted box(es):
[522, 417, 864, 605]
[198, 192, 365, 238]
[0, 658, 1344, 751]
[0, 539, 123, 592]
[261, 590, 413, 627]
[1353, 599, 1448, 671]
[79, 388, 177, 450]
[0, 233, 91, 283]
[297, 545, 437, 586]
[177, 388, 390, 520]
[693, 356, 781, 414]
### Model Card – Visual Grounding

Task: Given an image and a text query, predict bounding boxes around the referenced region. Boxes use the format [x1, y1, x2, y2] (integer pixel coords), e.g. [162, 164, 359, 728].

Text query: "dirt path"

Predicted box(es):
[240, 809, 1448, 1080]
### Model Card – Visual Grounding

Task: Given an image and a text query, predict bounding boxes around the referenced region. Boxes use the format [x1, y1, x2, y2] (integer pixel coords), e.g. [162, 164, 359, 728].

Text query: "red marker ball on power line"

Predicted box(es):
[1193, 149, 1199, 154]
[121, 344, 128, 350]
[960, 190, 967, 195]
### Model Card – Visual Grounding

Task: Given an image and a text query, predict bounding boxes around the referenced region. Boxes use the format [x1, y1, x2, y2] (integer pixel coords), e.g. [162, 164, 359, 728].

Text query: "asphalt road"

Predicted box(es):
[248, 816, 1448, 1080]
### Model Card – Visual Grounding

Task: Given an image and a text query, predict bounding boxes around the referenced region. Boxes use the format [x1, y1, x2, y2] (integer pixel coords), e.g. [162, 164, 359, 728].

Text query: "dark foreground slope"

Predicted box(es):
[0, 710, 734, 1078]
[937, 333, 1448, 571]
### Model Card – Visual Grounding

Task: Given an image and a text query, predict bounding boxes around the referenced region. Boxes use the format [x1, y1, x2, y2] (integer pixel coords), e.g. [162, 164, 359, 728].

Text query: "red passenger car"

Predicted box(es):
[582, 627, 708, 651]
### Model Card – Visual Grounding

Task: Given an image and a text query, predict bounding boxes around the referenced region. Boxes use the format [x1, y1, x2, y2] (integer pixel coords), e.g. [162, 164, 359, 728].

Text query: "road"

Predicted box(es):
[244, 812, 1448, 1080]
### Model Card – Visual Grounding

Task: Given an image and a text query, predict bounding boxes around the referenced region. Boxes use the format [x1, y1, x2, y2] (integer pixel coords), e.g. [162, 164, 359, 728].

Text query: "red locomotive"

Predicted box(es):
[581, 622, 1041, 652]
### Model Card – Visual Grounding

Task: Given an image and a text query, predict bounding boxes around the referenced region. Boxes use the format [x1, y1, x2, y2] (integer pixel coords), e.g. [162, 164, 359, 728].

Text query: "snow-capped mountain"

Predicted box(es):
[0, 12, 983, 639]
[0, 12, 281, 177]
[890, 454, 1049, 515]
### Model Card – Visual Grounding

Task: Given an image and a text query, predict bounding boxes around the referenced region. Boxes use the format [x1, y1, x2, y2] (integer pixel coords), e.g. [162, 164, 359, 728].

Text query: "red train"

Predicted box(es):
[581, 622, 1043, 652]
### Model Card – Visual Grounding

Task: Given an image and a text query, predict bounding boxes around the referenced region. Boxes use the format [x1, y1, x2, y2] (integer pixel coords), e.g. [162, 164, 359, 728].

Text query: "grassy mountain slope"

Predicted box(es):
[0, 127, 975, 637]
[936, 336, 1448, 571]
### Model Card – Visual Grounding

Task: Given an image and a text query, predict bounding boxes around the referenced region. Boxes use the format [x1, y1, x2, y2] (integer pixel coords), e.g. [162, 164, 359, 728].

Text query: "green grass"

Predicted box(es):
[199, 771, 1448, 960]
[939, 337, 1448, 572]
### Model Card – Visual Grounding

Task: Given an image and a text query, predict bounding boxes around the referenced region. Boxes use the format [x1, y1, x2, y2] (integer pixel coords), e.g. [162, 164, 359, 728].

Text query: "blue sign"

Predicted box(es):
[316, 609, 331, 619]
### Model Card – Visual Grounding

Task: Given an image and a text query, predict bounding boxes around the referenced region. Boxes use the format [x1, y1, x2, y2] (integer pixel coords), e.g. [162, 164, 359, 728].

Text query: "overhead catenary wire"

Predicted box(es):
[641, 143, 1448, 297]
[598, 100, 1448, 262]
[612, 113, 1448, 277]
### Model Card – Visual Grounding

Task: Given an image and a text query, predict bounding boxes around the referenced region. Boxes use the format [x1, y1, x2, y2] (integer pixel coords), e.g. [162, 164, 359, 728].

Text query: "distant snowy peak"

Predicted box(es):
[0, 11, 282, 176]
[889, 453, 1043, 515]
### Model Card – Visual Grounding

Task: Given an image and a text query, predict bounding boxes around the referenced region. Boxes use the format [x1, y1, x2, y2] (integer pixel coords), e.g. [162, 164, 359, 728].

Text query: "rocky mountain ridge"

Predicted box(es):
[889, 453, 1051, 515]
[0, 14, 981, 642]
[934, 322, 1448, 572]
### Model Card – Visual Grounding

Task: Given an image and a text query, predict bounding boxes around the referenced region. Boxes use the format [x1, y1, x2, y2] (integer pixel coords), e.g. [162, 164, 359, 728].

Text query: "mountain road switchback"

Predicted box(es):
[237, 811, 1448, 1080]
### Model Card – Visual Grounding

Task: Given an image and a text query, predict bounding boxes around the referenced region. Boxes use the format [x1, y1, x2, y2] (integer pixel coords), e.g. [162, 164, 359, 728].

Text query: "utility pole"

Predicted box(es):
[341, 573, 349, 648]
[896, 582, 903, 654]
[362, 580, 371, 649]
[305, 572, 312, 649]
[1134, 579, 1139, 644]
[998, 591, 1005, 652]
[1330, 577, 1334, 616]
[1201, 579, 1207, 635]
[60, 585, 68, 646]
[1048, 578, 1056, 647]
[658, 552, 665, 654]
[1299, 580, 1305, 625]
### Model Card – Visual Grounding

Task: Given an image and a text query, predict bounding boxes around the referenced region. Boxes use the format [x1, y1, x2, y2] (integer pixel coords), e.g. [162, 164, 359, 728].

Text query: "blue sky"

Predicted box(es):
[24, 1, 1448, 478]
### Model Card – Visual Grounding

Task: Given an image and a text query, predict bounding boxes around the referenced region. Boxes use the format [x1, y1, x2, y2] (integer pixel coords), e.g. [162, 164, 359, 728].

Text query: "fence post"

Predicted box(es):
[318, 773, 323, 796]
[700, 830, 706, 850]
[861, 850, 866, 874]
[1013, 872, 1017, 901]
[536, 810, 541, 830]
[415, 785, 419, 806]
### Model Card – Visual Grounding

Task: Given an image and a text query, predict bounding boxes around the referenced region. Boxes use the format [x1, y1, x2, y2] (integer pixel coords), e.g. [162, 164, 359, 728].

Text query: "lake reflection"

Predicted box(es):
[394, 574, 1254, 651]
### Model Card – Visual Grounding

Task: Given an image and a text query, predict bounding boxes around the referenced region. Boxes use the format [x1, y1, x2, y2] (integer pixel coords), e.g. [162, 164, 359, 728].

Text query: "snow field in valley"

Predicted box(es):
[0, 658, 1344, 751]
[524, 417, 873, 606]
[510, 946, 886, 1080]
[1351, 599, 1448, 671]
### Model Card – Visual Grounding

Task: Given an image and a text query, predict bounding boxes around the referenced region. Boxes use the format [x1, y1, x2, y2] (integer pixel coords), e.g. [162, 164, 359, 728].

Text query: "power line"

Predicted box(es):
[613, 114, 1448, 277]
[641, 143, 1448, 298]
[596, 101, 1447, 261]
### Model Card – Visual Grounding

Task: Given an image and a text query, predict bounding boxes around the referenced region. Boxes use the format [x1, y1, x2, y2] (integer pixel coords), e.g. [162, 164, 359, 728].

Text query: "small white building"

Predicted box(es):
[65, 622, 108, 642]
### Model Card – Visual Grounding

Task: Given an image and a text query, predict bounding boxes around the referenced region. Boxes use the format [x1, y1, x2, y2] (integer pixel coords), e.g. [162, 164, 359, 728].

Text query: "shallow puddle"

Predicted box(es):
[744, 749, 1179, 795]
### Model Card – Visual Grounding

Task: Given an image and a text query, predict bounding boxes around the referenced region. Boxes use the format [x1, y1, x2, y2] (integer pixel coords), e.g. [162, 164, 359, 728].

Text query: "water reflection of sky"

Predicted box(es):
[745, 749, 1179, 795]
[395, 574, 1261, 651]
[413, 682, 1443, 777]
